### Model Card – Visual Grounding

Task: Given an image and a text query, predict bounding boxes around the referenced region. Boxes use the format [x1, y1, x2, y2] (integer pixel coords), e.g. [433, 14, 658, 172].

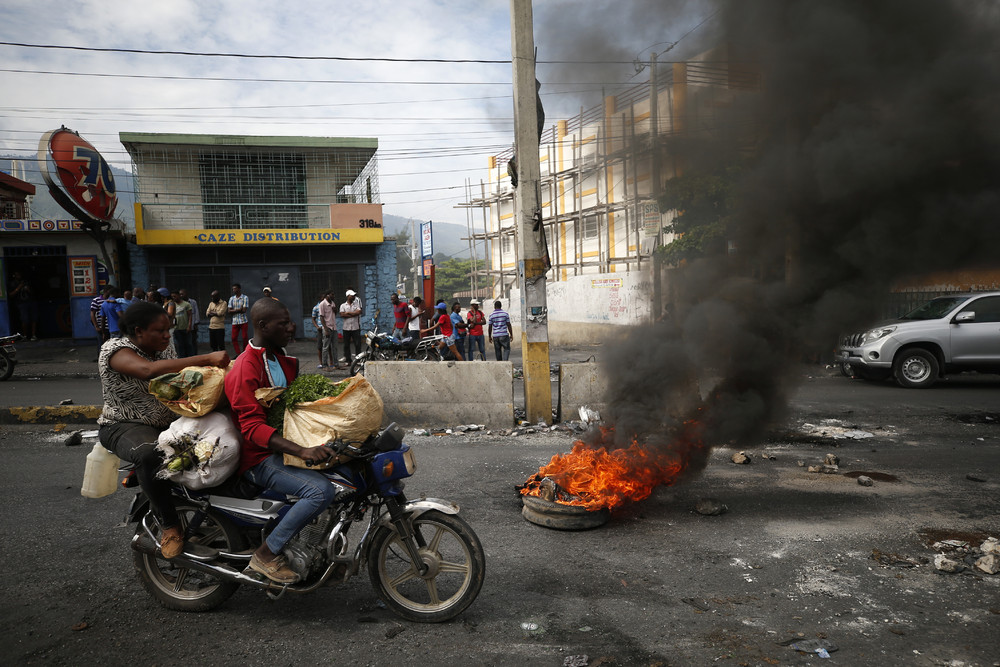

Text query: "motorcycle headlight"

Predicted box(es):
[862, 326, 895, 344]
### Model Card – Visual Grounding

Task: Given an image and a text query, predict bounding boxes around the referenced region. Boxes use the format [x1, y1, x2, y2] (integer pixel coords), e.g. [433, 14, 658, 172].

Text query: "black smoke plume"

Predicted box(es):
[583, 0, 1000, 475]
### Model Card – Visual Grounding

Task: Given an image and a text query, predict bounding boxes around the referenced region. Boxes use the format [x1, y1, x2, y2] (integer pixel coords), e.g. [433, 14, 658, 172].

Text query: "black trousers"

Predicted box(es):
[209, 327, 226, 351]
[99, 422, 179, 528]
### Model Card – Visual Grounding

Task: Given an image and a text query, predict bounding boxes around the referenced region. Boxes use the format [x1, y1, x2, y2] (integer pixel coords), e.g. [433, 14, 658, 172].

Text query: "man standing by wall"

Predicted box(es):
[466, 299, 487, 361]
[318, 290, 339, 369]
[339, 289, 363, 366]
[206, 290, 228, 352]
[228, 283, 249, 355]
[181, 288, 200, 354]
[407, 296, 423, 340]
[488, 300, 513, 361]
[391, 293, 409, 340]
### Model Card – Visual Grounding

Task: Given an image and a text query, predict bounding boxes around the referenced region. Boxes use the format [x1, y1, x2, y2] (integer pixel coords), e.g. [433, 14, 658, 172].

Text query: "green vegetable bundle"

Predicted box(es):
[159, 432, 219, 475]
[266, 374, 350, 435]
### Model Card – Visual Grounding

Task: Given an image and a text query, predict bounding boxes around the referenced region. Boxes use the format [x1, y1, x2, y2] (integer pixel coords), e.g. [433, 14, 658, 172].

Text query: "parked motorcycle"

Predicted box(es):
[0, 333, 23, 381]
[127, 422, 486, 621]
[350, 313, 444, 375]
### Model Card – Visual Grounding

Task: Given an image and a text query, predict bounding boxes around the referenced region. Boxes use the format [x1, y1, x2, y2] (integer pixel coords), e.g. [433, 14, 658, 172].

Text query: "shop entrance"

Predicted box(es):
[3, 246, 71, 338]
[231, 266, 302, 339]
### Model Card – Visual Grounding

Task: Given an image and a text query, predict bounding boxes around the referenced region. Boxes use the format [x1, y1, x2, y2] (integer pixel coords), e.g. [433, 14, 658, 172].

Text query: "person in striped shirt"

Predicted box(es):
[487, 300, 512, 361]
[228, 283, 250, 355]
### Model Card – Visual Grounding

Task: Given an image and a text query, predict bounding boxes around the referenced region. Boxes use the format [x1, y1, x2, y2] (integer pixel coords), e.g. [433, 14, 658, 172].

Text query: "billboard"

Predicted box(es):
[38, 128, 118, 224]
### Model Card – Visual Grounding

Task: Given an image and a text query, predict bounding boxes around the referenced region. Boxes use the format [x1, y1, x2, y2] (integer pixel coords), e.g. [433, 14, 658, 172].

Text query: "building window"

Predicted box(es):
[582, 215, 599, 240]
[199, 151, 308, 229]
[501, 233, 514, 255]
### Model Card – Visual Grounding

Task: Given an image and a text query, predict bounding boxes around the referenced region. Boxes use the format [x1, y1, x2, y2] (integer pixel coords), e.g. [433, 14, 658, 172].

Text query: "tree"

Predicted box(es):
[656, 162, 744, 266]
[432, 258, 474, 301]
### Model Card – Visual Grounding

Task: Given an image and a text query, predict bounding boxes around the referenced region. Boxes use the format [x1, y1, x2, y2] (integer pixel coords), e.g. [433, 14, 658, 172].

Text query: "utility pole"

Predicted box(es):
[649, 51, 663, 321]
[510, 0, 552, 424]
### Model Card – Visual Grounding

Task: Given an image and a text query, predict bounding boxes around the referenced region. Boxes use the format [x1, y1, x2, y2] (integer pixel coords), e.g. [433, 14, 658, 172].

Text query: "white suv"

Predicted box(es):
[837, 291, 1000, 388]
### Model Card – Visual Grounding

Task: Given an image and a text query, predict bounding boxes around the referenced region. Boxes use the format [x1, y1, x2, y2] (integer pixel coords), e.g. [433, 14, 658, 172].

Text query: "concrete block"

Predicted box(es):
[558, 361, 607, 422]
[365, 361, 513, 429]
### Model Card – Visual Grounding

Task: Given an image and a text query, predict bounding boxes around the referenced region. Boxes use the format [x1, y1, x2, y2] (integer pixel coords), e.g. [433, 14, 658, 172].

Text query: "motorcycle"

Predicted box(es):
[350, 313, 444, 375]
[127, 422, 486, 621]
[0, 333, 23, 381]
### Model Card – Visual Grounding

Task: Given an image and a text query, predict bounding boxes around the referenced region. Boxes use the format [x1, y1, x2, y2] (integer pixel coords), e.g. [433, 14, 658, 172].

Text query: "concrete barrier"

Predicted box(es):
[557, 361, 607, 422]
[364, 361, 514, 429]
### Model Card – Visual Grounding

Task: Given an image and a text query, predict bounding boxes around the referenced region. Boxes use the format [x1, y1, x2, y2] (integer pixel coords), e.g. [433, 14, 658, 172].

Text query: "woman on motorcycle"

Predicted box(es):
[98, 301, 229, 559]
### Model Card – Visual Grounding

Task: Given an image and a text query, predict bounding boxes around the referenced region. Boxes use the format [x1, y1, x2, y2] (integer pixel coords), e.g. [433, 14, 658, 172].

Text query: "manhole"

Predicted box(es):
[521, 494, 610, 530]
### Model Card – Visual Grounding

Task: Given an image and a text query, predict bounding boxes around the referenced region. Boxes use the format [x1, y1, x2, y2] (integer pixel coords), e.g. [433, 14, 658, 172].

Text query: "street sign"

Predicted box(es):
[642, 201, 661, 236]
[420, 221, 433, 259]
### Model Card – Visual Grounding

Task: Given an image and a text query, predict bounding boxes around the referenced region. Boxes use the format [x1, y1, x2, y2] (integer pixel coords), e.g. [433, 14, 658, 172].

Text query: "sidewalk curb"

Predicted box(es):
[0, 405, 101, 424]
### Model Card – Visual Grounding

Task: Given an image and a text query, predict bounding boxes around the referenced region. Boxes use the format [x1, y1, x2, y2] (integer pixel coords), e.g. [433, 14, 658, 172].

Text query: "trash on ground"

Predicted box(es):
[800, 420, 874, 439]
[933, 554, 965, 573]
[857, 475, 874, 486]
[63, 431, 83, 447]
[59, 398, 73, 405]
[731, 451, 752, 464]
[695, 498, 727, 516]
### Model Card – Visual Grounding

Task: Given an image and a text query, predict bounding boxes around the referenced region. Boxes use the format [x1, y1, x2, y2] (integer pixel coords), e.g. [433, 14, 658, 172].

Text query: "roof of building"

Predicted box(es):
[0, 170, 37, 197]
[119, 132, 377, 152]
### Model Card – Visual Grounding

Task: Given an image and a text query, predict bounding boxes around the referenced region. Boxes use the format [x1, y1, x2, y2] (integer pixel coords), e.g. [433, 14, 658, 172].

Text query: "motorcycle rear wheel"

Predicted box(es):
[0, 353, 13, 381]
[133, 503, 246, 612]
[368, 509, 485, 623]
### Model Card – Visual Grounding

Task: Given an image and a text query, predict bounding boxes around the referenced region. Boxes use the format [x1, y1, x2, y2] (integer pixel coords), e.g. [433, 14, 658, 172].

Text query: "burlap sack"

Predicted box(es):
[150, 366, 227, 418]
[282, 374, 384, 469]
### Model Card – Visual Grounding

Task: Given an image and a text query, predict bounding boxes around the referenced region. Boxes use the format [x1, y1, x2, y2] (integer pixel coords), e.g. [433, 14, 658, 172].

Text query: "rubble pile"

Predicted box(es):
[932, 537, 1000, 575]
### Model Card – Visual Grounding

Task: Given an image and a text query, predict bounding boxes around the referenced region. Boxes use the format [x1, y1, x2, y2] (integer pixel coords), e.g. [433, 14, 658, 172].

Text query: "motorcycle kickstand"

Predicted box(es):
[265, 584, 290, 600]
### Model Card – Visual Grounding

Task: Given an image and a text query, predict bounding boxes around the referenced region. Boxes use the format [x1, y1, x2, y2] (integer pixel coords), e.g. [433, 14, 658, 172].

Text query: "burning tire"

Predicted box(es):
[520, 494, 610, 530]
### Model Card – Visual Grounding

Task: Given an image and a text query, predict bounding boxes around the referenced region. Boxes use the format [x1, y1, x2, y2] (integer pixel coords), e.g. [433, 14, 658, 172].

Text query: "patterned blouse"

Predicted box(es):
[97, 336, 178, 428]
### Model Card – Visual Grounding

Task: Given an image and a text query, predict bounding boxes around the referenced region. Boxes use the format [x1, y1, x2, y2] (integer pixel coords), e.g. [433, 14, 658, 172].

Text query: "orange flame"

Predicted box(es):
[521, 425, 701, 511]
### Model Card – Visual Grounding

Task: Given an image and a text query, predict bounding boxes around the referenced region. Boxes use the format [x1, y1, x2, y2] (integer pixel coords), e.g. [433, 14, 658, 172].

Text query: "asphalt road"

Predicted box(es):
[1, 371, 999, 666]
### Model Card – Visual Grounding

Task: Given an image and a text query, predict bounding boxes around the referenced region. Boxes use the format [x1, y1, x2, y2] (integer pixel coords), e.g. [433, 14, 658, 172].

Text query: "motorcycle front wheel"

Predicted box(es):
[368, 509, 485, 623]
[133, 503, 246, 612]
[350, 352, 368, 376]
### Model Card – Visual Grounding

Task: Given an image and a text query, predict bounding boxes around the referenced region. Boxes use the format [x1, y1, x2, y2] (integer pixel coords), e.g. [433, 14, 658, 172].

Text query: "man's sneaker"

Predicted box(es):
[317, 364, 325, 369]
[249, 552, 300, 584]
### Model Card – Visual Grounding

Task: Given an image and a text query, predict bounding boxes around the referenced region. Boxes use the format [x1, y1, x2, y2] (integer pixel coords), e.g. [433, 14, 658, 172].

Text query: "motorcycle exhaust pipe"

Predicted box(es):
[131, 533, 274, 590]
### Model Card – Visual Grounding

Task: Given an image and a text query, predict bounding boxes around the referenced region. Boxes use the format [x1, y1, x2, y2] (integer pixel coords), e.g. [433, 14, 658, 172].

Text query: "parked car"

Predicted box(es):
[837, 291, 1000, 388]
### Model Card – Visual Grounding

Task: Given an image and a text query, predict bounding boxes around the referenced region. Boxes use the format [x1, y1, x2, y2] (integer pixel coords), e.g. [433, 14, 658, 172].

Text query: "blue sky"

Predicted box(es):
[0, 0, 717, 223]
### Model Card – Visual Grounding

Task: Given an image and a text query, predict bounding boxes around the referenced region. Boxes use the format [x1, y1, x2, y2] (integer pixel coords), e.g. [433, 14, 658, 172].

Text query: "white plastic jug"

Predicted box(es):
[81, 443, 120, 498]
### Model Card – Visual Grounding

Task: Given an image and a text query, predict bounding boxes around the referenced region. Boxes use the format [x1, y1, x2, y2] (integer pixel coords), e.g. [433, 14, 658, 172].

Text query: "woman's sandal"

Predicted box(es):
[160, 526, 185, 559]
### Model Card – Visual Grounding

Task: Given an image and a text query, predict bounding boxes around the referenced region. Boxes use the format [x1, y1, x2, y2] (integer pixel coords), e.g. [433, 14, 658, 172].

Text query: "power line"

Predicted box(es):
[0, 40, 719, 65]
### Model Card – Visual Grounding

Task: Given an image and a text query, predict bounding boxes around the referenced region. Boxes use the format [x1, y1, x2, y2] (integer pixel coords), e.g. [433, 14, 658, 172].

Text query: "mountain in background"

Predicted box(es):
[1, 156, 136, 223]
[383, 213, 484, 261]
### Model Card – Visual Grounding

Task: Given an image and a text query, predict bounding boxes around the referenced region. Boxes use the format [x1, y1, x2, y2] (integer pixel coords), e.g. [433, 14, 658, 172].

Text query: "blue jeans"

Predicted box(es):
[467, 335, 485, 360]
[245, 454, 337, 553]
[492, 335, 510, 361]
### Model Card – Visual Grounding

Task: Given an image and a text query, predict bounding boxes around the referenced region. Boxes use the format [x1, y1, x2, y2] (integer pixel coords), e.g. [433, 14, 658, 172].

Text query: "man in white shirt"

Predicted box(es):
[339, 289, 363, 365]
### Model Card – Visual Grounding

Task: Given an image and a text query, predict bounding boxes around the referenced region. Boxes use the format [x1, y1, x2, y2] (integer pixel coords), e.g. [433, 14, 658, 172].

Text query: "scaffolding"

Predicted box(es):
[458, 57, 759, 299]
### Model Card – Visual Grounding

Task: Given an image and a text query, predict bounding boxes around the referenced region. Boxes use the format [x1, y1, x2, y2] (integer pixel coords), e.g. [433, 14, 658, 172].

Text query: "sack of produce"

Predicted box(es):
[149, 366, 227, 417]
[265, 374, 384, 470]
[156, 412, 240, 489]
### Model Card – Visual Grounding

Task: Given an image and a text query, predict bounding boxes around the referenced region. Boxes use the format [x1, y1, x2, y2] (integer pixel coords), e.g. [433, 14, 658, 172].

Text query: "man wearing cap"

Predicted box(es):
[339, 289, 363, 366]
[466, 299, 487, 361]
[391, 293, 409, 340]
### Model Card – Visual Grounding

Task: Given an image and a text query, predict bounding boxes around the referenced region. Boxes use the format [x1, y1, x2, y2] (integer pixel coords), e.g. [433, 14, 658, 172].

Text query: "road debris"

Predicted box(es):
[731, 451, 752, 464]
[824, 453, 840, 466]
[856, 475, 874, 486]
[966, 472, 988, 482]
[59, 398, 73, 405]
[800, 419, 874, 440]
[807, 464, 840, 474]
[694, 498, 727, 516]
[63, 430, 83, 447]
[933, 554, 965, 573]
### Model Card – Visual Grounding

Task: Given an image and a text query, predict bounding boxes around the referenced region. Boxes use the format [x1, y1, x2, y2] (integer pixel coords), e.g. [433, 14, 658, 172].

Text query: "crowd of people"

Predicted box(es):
[86, 282, 515, 365]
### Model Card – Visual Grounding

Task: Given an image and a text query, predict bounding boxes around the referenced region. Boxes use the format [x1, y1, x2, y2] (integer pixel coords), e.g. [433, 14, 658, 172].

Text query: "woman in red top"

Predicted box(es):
[421, 302, 464, 360]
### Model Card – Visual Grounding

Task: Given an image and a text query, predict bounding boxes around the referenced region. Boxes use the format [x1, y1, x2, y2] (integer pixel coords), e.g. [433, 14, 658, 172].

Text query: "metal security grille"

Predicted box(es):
[199, 151, 308, 229]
